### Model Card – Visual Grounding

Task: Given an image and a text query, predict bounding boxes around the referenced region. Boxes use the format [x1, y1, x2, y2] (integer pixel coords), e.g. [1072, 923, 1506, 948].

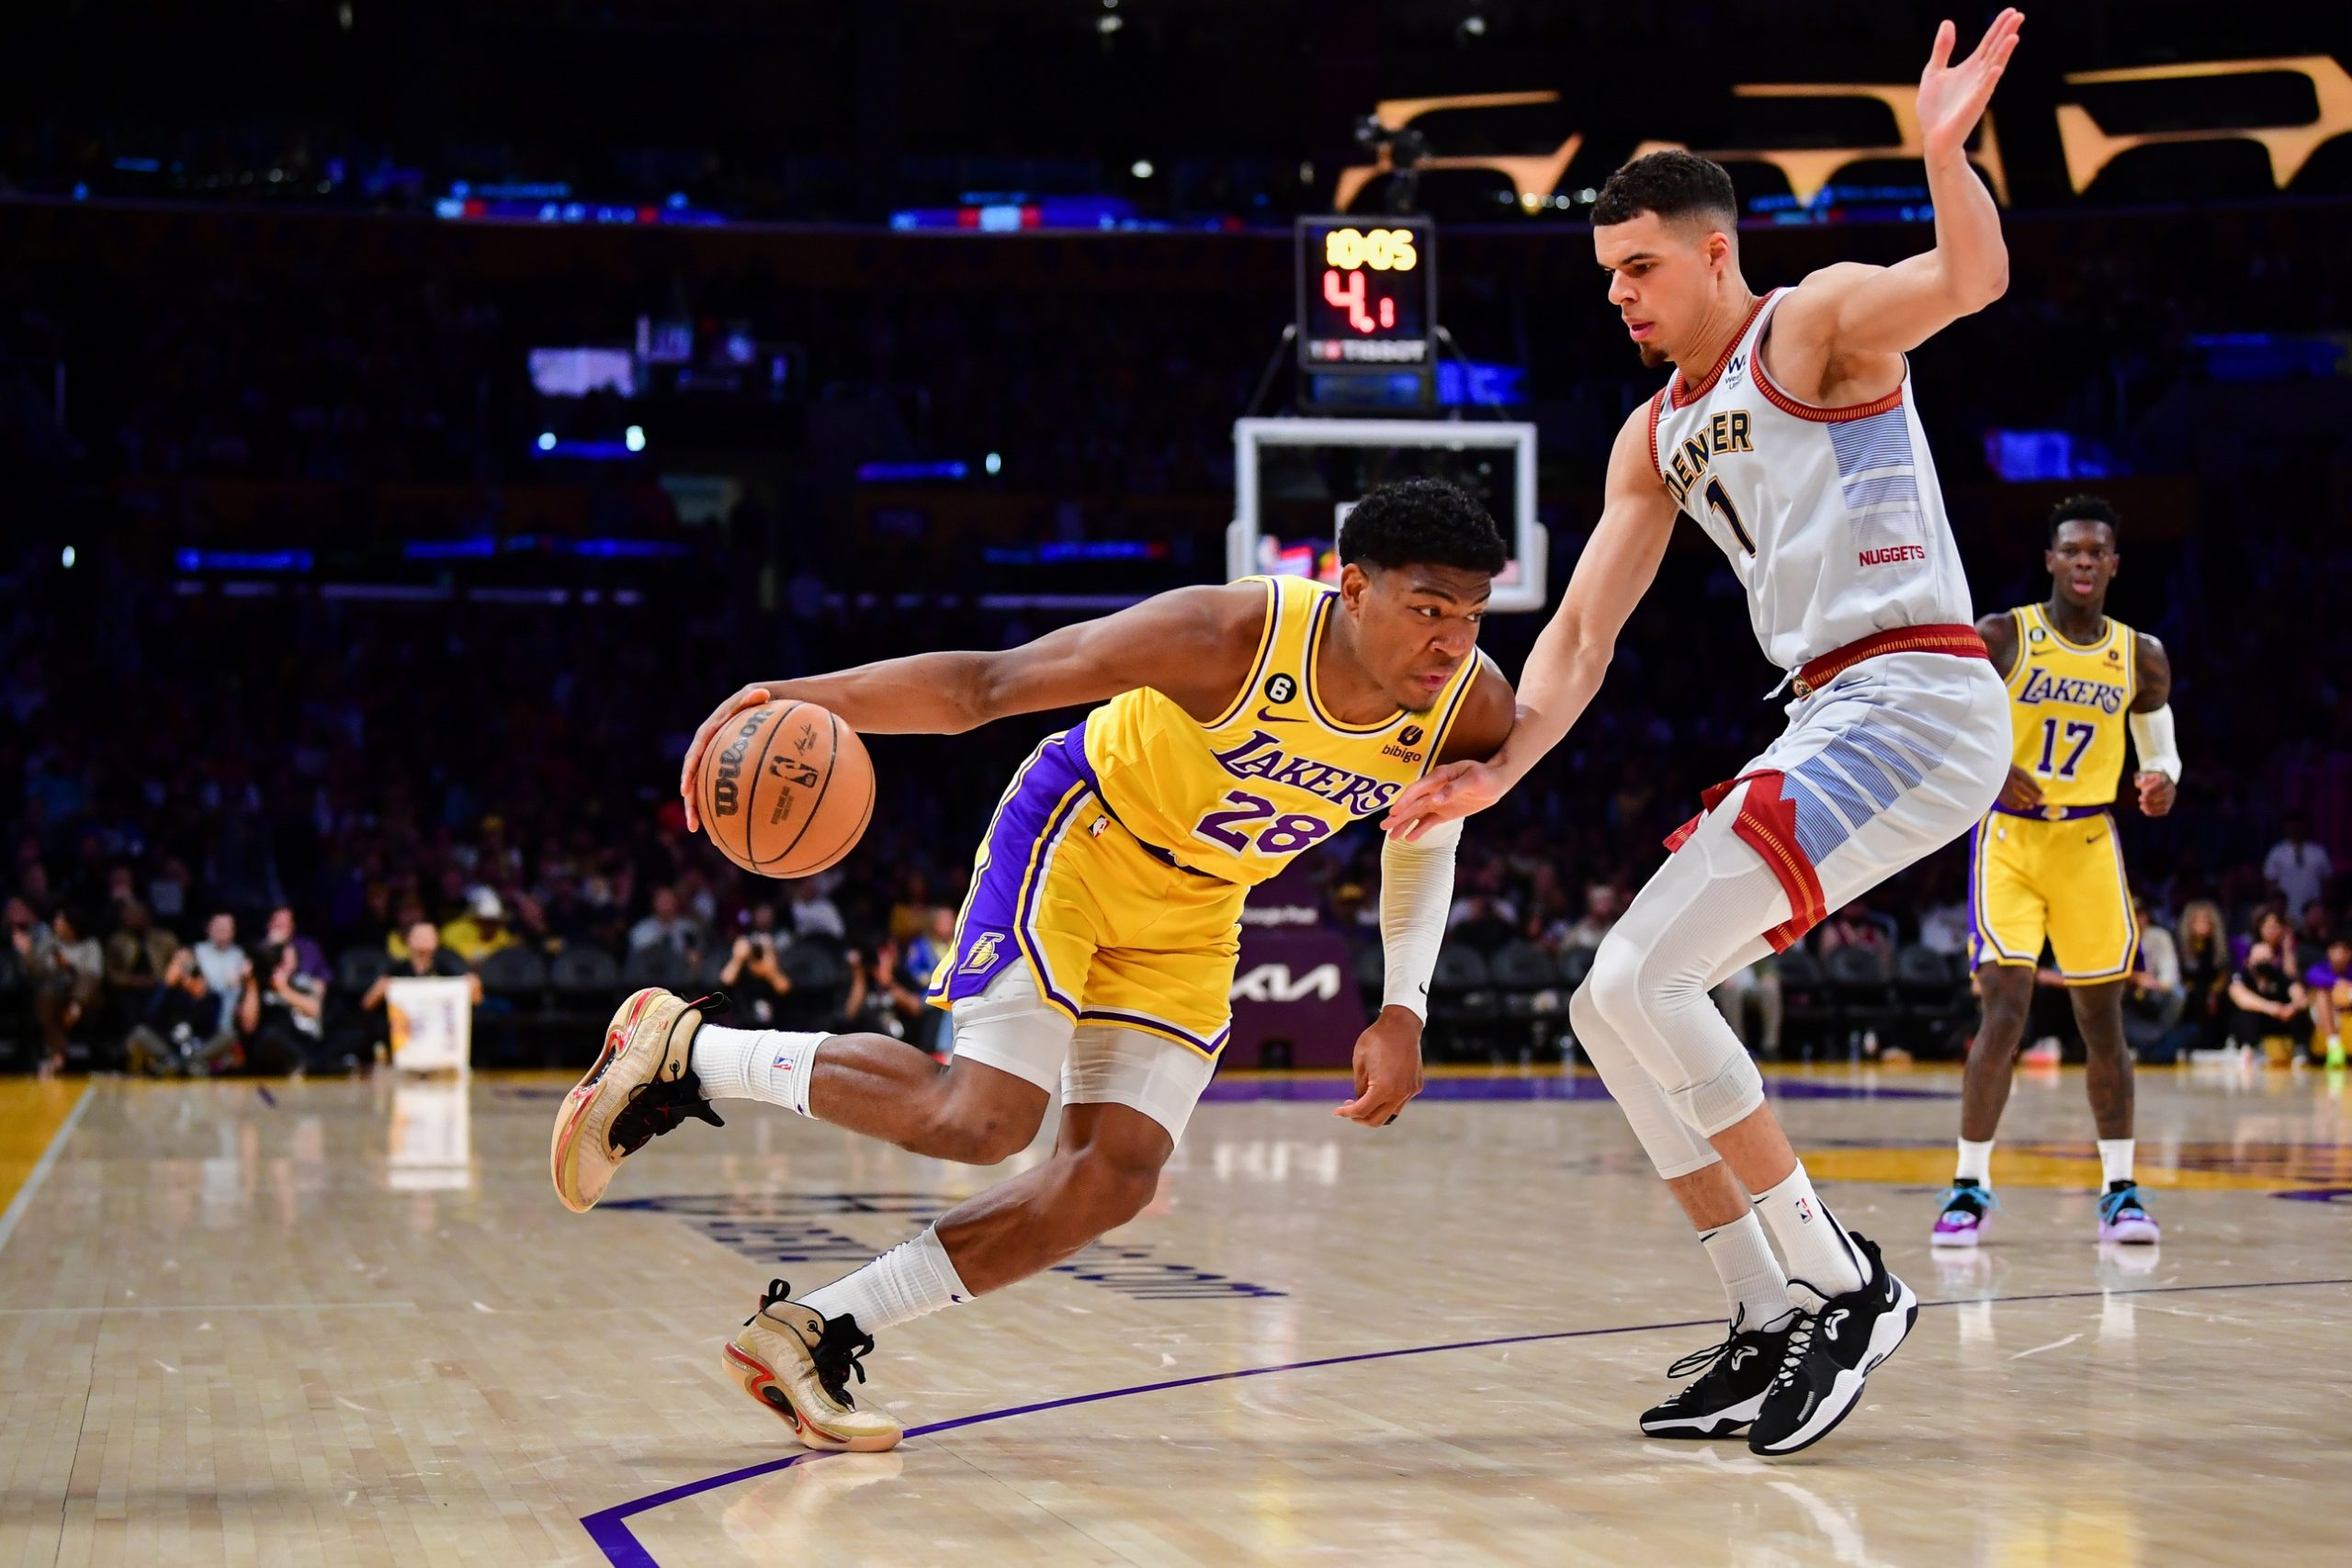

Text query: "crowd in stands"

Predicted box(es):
[5, 561, 2347, 1076]
[6, 194, 2350, 1075]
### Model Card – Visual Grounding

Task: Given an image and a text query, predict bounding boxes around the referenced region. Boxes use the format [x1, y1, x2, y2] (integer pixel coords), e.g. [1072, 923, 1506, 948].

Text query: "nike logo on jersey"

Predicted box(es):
[1256, 707, 1305, 723]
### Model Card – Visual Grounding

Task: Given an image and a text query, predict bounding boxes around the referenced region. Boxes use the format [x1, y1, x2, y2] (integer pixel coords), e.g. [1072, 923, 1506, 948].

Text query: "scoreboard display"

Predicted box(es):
[1295, 217, 1436, 372]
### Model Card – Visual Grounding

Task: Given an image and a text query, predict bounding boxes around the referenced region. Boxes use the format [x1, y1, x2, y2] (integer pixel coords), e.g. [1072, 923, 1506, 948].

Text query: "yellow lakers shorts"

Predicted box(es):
[1969, 806, 2138, 984]
[927, 727, 1245, 1056]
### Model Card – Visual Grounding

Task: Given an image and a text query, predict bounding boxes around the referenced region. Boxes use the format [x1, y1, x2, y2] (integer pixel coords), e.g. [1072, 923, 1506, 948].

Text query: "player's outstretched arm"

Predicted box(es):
[1770, 10, 2020, 369]
[680, 583, 1260, 829]
[1385, 404, 1677, 841]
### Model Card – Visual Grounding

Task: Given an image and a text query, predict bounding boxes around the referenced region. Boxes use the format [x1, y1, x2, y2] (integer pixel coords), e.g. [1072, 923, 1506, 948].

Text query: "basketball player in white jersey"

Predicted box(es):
[1388, 10, 2024, 1455]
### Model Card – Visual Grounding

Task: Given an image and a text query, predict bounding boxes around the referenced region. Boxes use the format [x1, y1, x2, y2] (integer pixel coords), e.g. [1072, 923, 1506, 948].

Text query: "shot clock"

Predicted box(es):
[1295, 217, 1437, 372]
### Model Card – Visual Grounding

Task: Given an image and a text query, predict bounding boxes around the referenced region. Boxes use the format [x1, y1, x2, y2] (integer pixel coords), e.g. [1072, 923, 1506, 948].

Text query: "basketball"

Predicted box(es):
[695, 700, 874, 877]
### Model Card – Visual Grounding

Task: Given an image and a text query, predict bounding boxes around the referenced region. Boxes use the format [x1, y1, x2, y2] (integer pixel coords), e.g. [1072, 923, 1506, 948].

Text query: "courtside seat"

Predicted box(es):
[1429, 942, 1496, 1061]
[334, 945, 391, 1003]
[551, 944, 623, 1003]
[1774, 946, 1838, 1054]
[1894, 944, 1970, 1055]
[476, 945, 548, 999]
[1825, 943, 1900, 1050]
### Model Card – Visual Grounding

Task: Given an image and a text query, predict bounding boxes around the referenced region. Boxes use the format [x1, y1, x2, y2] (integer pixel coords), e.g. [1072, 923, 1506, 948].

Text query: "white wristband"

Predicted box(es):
[2128, 705, 2181, 784]
[1379, 818, 1462, 1021]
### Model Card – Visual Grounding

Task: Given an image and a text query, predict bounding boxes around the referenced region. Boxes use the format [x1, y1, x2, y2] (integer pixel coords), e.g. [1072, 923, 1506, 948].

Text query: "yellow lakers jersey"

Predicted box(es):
[2005, 603, 2138, 807]
[1082, 575, 1487, 886]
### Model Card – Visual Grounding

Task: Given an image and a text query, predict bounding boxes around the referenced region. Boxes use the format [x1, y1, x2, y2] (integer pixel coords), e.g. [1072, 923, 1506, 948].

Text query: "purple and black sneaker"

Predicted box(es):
[2097, 1180, 2160, 1244]
[1930, 1181, 1996, 1248]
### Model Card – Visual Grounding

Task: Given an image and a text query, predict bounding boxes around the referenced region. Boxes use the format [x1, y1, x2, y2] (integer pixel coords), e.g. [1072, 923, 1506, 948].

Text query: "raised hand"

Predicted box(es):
[1918, 9, 2023, 158]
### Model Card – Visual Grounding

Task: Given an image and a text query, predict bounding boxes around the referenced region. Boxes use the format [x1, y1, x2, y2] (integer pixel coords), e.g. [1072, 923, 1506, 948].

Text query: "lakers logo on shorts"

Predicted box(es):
[962, 932, 1005, 974]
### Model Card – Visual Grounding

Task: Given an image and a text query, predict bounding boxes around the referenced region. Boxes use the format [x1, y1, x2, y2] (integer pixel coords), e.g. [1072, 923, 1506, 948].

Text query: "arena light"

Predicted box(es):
[985, 451, 1002, 475]
[624, 424, 647, 453]
[536, 431, 557, 452]
[1131, 160, 1154, 179]
[61, 545, 75, 570]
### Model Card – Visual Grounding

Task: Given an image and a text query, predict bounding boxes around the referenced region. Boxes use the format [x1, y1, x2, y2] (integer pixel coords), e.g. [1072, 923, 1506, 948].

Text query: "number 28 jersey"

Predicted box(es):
[1081, 574, 1489, 886]
[1647, 288, 1975, 672]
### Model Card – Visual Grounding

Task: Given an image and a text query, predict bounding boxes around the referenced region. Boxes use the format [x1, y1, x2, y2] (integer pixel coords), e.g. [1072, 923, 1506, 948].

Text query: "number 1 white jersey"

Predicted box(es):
[1647, 288, 1974, 672]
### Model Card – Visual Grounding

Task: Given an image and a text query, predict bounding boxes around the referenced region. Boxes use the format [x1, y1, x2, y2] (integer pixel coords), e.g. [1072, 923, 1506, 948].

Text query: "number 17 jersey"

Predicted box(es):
[2003, 603, 2138, 809]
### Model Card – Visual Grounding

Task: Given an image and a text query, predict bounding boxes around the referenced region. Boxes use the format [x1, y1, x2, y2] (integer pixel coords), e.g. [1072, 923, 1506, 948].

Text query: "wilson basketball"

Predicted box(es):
[696, 701, 874, 877]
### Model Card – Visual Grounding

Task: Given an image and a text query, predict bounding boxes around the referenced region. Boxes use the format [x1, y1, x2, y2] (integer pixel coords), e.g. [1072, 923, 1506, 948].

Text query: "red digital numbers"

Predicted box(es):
[1322, 269, 1397, 335]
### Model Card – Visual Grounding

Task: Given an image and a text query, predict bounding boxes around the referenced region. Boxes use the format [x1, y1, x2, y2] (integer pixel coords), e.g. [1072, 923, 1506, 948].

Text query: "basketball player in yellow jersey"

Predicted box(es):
[1935, 494, 2180, 1249]
[550, 478, 1514, 1451]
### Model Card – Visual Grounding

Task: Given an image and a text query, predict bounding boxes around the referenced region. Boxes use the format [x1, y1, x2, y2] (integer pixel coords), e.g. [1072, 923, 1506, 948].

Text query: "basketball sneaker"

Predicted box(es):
[1929, 1180, 1997, 1247]
[2096, 1180, 2160, 1244]
[1638, 1306, 1795, 1438]
[1747, 1232, 1918, 1457]
[550, 987, 728, 1213]
[723, 1280, 903, 1452]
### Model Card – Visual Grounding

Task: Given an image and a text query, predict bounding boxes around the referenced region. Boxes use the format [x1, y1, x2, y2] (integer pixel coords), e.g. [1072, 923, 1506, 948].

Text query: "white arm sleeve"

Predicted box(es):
[2128, 705, 2181, 783]
[1379, 817, 1463, 1021]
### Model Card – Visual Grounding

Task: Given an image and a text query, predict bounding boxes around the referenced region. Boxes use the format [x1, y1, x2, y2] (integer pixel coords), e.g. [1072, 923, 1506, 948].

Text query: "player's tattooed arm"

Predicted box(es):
[2130, 632, 2178, 816]
[1765, 11, 2019, 387]
[1386, 402, 1675, 840]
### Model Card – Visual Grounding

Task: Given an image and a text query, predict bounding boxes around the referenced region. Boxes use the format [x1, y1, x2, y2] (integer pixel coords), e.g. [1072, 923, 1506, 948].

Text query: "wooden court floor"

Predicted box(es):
[2, 1059, 2348, 1567]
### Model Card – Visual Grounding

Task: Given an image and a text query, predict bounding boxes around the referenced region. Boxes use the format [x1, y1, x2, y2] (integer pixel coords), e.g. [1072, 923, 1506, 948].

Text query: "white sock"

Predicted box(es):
[1753, 1164, 1867, 1300]
[2098, 1137, 2134, 1188]
[1697, 1211, 1793, 1332]
[800, 1226, 974, 1334]
[689, 1024, 829, 1116]
[1955, 1137, 1994, 1186]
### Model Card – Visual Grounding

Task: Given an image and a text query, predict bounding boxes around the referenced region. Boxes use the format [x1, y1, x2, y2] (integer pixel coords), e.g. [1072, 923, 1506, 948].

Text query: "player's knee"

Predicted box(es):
[1065, 1146, 1162, 1232]
[1663, 1050, 1765, 1137]
[916, 1074, 1044, 1165]
[1577, 935, 1645, 1033]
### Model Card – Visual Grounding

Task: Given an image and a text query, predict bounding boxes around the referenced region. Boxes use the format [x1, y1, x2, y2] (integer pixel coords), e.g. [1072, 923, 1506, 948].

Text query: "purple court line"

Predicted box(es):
[578, 1273, 2352, 1566]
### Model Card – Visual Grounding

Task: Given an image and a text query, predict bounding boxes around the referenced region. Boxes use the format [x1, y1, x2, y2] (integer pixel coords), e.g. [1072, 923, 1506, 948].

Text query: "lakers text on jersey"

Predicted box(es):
[1970, 604, 2142, 983]
[926, 576, 1487, 1054]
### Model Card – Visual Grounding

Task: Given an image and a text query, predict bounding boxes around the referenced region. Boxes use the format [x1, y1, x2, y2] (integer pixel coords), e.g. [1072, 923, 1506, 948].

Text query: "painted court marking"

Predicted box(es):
[578, 1274, 2352, 1566]
[0, 1084, 89, 1259]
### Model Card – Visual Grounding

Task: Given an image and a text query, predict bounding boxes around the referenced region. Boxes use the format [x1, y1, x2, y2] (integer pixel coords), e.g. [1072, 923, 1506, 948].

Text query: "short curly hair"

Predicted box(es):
[2050, 493, 2121, 545]
[1592, 150, 1738, 231]
[1338, 477, 1509, 576]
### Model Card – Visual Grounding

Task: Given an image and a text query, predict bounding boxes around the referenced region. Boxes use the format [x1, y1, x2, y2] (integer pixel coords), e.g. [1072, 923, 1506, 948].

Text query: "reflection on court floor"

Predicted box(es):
[0, 1062, 2345, 1567]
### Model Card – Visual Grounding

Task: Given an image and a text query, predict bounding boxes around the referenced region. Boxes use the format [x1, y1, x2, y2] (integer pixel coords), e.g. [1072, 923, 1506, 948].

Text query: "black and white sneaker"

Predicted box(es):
[1747, 1231, 1918, 1456]
[1638, 1306, 1795, 1438]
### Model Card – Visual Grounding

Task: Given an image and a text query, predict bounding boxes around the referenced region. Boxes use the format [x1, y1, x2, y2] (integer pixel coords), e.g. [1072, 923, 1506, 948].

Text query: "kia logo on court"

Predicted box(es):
[1230, 963, 1343, 1003]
